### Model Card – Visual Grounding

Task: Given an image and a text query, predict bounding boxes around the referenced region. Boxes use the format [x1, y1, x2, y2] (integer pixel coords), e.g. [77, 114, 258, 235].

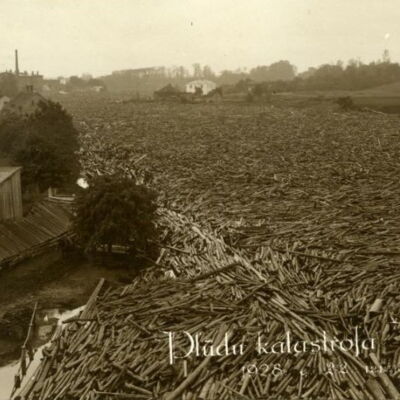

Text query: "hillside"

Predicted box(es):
[357, 81, 400, 97]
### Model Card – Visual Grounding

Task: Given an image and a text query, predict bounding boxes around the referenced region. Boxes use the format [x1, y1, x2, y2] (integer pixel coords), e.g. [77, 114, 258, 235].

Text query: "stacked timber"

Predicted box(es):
[14, 209, 400, 400]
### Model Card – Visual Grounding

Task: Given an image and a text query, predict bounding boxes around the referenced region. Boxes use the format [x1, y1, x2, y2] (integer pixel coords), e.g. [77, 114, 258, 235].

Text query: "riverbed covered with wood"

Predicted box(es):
[14, 100, 400, 399]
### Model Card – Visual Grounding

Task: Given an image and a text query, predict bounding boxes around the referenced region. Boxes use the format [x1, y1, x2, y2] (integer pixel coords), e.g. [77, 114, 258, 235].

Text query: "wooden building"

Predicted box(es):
[2, 87, 45, 116]
[0, 166, 23, 220]
[14, 50, 44, 93]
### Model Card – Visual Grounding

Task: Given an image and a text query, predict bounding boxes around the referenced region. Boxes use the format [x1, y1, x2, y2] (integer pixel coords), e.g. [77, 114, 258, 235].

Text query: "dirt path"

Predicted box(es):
[0, 250, 137, 366]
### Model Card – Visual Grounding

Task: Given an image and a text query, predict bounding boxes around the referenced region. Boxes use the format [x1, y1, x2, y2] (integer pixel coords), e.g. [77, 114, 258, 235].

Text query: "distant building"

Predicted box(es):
[185, 79, 217, 95]
[90, 85, 106, 93]
[59, 77, 69, 85]
[0, 166, 23, 221]
[15, 71, 44, 93]
[13, 50, 44, 92]
[112, 67, 165, 78]
[3, 86, 46, 116]
[0, 96, 10, 111]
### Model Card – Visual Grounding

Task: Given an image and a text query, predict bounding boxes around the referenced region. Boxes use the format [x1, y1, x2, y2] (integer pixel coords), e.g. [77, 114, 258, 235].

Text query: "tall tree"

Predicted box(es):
[0, 100, 80, 192]
[73, 175, 159, 255]
[202, 65, 215, 79]
[192, 63, 202, 78]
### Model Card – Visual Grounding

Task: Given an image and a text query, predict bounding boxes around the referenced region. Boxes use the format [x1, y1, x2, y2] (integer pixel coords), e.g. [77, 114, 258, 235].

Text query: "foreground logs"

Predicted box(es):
[14, 209, 400, 400]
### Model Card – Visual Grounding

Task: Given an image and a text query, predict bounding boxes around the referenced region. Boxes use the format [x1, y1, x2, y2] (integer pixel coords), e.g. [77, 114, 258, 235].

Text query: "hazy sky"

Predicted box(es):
[0, 0, 398, 78]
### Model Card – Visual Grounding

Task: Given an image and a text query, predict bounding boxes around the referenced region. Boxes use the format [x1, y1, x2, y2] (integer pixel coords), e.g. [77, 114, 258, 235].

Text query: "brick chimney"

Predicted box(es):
[15, 49, 19, 75]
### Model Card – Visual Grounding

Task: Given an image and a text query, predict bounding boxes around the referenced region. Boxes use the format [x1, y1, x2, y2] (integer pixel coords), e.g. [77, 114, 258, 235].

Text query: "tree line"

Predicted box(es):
[100, 61, 297, 94]
[100, 57, 400, 94]
[287, 59, 400, 91]
[2, 56, 400, 97]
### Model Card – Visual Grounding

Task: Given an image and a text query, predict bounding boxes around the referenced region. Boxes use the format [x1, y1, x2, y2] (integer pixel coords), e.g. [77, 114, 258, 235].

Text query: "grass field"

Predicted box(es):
[274, 81, 400, 112]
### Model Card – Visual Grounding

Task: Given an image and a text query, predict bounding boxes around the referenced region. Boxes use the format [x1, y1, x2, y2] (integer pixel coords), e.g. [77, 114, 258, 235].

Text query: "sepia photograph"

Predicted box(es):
[0, 1, 400, 399]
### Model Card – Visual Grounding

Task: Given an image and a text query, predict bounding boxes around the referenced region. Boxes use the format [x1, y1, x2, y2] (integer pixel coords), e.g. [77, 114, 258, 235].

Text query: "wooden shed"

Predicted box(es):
[0, 166, 23, 220]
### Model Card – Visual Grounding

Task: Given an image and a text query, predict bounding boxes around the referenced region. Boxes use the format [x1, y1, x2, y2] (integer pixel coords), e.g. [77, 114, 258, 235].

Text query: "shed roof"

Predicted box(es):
[9, 91, 45, 107]
[0, 166, 21, 184]
[0, 200, 72, 266]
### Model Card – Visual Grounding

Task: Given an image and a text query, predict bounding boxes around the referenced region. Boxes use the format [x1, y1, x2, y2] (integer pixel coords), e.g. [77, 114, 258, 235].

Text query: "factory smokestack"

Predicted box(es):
[15, 49, 19, 75]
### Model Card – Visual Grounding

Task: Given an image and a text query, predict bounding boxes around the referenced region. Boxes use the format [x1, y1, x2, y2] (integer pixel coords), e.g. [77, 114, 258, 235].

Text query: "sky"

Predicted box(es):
[0, 0, 399, 78]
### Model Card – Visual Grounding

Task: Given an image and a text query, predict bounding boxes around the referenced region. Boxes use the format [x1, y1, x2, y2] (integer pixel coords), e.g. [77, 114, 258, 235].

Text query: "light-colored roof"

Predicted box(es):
[186, 79, 216, 86]
[0, 166, 21, 184]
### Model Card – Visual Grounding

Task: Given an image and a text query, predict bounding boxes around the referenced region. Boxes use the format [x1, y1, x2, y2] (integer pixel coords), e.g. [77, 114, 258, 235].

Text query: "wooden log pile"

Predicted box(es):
[14, 208, 400, 400]
[15, 100, 399, 398]
[74, 102, 400, 272]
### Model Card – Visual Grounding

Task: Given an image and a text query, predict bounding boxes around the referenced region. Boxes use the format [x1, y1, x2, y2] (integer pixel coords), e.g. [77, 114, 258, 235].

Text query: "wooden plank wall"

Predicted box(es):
[0, 170, 23, 220]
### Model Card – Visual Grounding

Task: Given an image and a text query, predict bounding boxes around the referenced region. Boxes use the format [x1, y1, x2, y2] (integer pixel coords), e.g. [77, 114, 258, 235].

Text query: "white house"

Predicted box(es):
[185, 80, 217, 95]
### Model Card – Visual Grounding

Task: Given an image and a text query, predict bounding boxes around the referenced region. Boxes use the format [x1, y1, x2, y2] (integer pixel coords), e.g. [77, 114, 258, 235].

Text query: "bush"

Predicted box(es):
[73, 175, 159, 257]
[336, 96, 355, 111]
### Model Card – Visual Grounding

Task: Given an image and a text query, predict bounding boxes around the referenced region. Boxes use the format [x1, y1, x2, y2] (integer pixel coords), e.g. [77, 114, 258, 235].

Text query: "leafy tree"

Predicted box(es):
[202, 65, 215, 79]
[289, 59, 400, 92]
[298, 67, 317, 80]
[249, 65, 271, 82]
[0, 100, 79, 192]
[68, 76, 86, 87]
[249, 61, 296, 82]
[218, 69, 248, 85]
[87, 78, 105, 88]
[73, 175, 159, 255]
[267, 60, 297, 81]
[192, 63, 202, 78]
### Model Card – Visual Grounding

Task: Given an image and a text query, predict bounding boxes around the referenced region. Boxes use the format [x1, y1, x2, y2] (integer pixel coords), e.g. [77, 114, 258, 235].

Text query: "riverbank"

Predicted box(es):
[0, 250, 138, 366]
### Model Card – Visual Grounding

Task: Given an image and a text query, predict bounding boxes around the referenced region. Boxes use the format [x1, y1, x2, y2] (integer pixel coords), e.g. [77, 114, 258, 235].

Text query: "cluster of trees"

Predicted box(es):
[101, 55, 400, 95]
[292, 59, 400, 91]
[5, 57, 398, 98]
[250, 59, 400, 94]
[230, 59, 400, 99]
[65, 76, 106, 91]
[101, 61, 297, 94]
[0, 100, 80, 193]
[74, 175, 159, 257]
[0, 100, 159, 260]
